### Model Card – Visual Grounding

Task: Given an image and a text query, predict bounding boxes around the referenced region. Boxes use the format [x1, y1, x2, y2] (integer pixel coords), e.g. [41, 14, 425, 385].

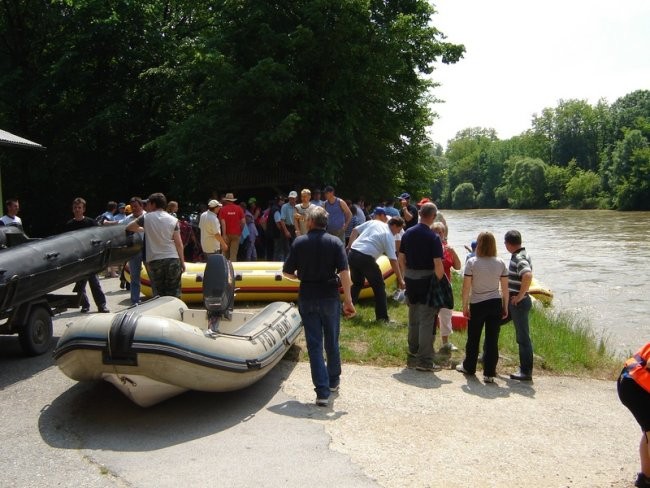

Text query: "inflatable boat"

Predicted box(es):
[53, 255, 303, 407]
[529, 278, 553, 306]
[125, 255, 397, 303]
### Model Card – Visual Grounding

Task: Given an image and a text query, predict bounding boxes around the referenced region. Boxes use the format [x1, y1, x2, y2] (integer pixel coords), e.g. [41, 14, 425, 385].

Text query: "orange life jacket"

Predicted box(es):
[623, 343, 650, 394]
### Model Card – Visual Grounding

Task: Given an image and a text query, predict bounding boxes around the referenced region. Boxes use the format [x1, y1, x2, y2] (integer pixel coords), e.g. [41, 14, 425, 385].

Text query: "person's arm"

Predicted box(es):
[462, 275, 472, 318]
[500, 275, 510, 318]
[402, 203, 414, 223]
[172, 229, 186, 272]
[125, 216, 143, 233]
[398, 251, 406, 274]
[340, 199, 352, 231]
[389, 258, 405, 290]
[216, 231, 228, 252]
[433, 256, 444, 280]
[346, 227, 360, 250]
[448, 246, 461, 270]
[338, 269, 356, 318]
[511, 271, 532, 305]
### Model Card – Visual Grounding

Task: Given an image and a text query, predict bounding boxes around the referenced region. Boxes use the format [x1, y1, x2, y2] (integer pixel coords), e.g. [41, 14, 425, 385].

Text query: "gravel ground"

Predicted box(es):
[0, 276, 641, 487]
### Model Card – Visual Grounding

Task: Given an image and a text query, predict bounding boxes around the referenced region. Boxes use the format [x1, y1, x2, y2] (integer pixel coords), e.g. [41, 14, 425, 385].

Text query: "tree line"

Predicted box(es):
[1, 1, 646, 238]
[435, 91, 650, 211]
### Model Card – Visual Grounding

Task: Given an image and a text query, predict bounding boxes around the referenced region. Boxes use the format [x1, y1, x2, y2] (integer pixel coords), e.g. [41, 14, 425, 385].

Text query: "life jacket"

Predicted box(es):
[622, 343, 650, 394]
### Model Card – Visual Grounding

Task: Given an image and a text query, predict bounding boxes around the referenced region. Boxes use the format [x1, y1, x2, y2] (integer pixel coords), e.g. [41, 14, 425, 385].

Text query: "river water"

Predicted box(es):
[441, 209, 650, 356]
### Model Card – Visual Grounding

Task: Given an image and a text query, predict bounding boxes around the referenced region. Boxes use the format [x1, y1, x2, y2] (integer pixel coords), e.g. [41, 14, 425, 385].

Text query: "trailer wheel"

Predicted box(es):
[18, 306, 53, 356]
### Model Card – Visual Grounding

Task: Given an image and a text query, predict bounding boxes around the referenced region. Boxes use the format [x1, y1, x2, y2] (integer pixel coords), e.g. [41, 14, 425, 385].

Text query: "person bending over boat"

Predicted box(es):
[346, 207, 405, 323]
[126, 193, 185, 298]
[618, 343, 650, 487]
[282, 206, 355, 407]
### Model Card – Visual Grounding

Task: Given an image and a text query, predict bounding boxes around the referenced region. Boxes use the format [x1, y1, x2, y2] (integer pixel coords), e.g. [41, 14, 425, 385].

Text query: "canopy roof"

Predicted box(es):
[0, 129, 45, 150]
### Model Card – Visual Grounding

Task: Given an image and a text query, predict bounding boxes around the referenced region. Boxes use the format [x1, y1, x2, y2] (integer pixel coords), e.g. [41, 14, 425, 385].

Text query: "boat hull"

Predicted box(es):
[53, 296, 303, 407]
[125, 256, 397, 303]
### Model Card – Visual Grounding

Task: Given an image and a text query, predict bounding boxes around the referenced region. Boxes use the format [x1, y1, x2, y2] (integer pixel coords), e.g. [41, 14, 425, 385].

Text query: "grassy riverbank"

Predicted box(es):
[293, 274, 622, 380]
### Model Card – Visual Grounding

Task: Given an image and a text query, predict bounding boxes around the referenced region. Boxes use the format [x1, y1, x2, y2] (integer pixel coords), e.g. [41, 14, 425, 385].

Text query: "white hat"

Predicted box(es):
[208, 199, 222, 208]
[222, 192, 237, 201]
[288, 191, 298, 198]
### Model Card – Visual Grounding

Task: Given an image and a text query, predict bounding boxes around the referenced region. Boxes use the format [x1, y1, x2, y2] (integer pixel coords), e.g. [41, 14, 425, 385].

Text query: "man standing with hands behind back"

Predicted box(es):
[283, 206, 355, 407]
[504, 230, 534, 381]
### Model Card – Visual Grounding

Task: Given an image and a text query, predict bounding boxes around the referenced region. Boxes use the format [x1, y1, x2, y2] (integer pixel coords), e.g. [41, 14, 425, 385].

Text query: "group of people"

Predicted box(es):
[280, 196, 538, 407]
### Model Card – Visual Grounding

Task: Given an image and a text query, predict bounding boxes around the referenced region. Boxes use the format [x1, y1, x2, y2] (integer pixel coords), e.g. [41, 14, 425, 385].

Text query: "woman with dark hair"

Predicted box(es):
[456, 231, 508, 383]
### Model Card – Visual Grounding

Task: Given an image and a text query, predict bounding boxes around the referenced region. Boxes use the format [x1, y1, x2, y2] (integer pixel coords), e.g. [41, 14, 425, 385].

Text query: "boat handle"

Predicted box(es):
[46, 252, 59, 259]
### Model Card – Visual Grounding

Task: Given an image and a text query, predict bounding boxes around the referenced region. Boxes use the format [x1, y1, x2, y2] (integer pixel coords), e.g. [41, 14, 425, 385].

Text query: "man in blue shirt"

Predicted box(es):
[283, 206, 355, 407]
[398, 203, 444, 371]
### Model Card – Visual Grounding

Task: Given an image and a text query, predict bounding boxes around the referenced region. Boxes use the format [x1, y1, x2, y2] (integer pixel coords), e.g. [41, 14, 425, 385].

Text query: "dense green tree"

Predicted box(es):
[608, 129, 650, 210]
[564, 169, 602, 209]
[501, 157, 547, 209]
[451, 182, 475, 209]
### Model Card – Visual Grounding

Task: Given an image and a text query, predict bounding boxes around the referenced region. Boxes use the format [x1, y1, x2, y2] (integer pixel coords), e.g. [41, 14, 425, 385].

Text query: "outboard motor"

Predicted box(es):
[203, 254, 235, 331]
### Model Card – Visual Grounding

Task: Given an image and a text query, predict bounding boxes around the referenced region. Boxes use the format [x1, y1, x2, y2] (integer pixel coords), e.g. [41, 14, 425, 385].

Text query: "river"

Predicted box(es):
[441, 209, 650, 356]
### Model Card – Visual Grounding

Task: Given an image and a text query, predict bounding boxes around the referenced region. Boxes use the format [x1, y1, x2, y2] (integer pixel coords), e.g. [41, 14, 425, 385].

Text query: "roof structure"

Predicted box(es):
[0, 129, 45, 150]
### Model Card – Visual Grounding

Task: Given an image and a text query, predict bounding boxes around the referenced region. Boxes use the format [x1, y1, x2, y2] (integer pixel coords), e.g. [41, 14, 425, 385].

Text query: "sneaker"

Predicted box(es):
[416, 363, 442, 372]
[439, 342, 459, 353]
[455, 364, 474, 375]
[80, 307, 90, 314]
[329, 383, 340, 392]
[483, 376, 495, 383]
[315, 397, 329, 407]
[98, 305, 110, 313]
[635, 472, 650, 487]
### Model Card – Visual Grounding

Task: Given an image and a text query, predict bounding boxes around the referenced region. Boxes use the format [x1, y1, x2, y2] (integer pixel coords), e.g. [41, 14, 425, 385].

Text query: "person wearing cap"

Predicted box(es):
[346, 207, 405, 323]
[279, 191, 298, 256]
[113, 203, 127, 222]
[398, 192, 418, 230]
[322, 185, 352, 244]
[398, 202, 445, 372]
[294, 189, 316, 236]
[126, 192, 186, 298]
[282, 205, 356, 407]
[123, 196, 146, 304]
[199, 200, 228, 257]
[219, 192, 245, 262]
[383, 198, 400, 217]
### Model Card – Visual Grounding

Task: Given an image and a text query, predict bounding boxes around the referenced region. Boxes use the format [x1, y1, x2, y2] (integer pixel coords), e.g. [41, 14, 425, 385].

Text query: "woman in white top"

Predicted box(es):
[456, 231, 509, 383]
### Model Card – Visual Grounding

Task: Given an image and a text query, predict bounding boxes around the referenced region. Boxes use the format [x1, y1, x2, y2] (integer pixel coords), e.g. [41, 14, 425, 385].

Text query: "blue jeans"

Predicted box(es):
[510, 295, 533, 375]
[129, 253, 143, 304]
[299, 297, 342, 400]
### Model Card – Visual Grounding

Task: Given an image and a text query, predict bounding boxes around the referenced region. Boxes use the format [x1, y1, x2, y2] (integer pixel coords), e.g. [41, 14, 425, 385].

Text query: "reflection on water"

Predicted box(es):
[443, 209, 650, 356]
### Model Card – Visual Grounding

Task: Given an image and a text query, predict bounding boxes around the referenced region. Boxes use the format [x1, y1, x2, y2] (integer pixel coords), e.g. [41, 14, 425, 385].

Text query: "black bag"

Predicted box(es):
[427, 273, 454, 309]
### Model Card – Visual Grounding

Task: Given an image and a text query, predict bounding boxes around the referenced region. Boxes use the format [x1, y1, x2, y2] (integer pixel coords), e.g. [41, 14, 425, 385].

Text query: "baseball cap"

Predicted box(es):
[398, 192, 410, 200]
[208, 199, 222, 208]
[288, 191, 298, 198]
[417, 197, 431, 206]
[373, 207, 386, 216]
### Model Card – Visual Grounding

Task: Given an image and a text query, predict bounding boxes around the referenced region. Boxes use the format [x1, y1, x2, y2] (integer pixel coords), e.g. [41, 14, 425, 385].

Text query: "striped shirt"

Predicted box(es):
[508, 247, 533, 294]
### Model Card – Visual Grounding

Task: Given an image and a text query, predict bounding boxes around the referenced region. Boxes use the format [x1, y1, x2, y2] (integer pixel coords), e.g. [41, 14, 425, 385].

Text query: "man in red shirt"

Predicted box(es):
[219, 192, 245, 261]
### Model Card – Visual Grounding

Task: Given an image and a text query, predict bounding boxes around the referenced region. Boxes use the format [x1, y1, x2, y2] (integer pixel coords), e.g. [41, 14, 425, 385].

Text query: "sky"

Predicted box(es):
[428, 0, 650, 147]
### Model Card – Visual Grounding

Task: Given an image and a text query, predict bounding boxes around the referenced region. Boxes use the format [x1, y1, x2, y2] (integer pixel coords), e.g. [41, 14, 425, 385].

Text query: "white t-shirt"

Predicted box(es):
[137, 210, 179, 262]
[464, 256, 508, 303]
[1, 215, 22, 228]
[199, 210, 222, 253]
[350, 220, 395, 260]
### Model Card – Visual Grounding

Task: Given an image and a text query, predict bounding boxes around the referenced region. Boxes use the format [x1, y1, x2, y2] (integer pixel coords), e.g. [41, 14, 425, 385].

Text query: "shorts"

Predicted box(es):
[618, 372, 650, 432]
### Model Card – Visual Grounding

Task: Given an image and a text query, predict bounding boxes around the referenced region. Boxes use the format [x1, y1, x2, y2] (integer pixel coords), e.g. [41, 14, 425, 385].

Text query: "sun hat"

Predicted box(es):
[222, 193, 237, 201]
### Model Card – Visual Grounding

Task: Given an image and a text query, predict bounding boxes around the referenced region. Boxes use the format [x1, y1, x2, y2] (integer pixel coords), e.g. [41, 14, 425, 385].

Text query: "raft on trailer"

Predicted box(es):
[125, 255, 397, 303]
[53, 255, 302, 407]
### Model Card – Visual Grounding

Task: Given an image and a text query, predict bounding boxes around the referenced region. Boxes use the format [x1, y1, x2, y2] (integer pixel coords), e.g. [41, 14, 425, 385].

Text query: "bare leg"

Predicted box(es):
[641, 432, 650, 477]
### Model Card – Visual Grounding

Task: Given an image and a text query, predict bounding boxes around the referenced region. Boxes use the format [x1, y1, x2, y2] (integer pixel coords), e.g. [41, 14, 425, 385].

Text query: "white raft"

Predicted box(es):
[53, 255, 302, 407]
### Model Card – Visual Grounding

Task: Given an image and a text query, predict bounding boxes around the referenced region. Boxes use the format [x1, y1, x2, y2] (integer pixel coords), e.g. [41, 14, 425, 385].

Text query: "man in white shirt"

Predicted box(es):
[199, 200, 228, 256]
[0, 198, 22, 230]
[346, 207, 405, 322]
